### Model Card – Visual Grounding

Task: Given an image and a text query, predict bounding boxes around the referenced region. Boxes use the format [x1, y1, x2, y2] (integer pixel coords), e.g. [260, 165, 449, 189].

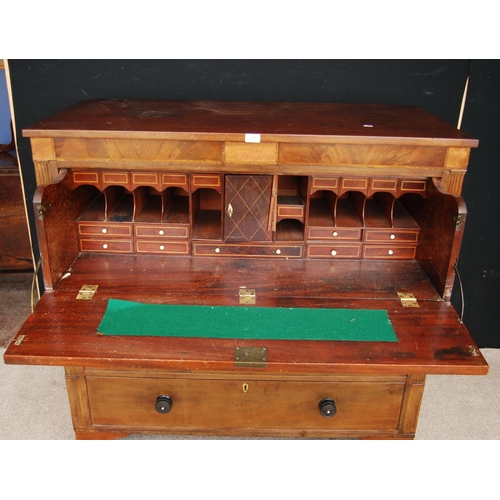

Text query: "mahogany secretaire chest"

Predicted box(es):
[4, 99, 488, 439]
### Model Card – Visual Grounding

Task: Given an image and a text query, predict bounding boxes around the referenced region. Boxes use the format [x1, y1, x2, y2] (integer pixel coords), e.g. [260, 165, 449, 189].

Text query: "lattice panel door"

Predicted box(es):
[223, 175, 273, 242]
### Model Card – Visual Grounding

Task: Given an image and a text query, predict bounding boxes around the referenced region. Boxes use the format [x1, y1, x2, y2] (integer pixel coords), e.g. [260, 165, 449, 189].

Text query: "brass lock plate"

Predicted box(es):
[234, 346, 268, 368]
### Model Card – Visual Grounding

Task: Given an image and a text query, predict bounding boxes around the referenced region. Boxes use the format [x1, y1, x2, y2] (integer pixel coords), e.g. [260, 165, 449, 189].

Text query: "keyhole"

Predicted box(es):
[242, 383, 249, 393]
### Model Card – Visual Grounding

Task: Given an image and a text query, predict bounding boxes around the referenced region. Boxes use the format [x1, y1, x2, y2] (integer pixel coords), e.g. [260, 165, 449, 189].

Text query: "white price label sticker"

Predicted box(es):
[245, 133, 261, 143]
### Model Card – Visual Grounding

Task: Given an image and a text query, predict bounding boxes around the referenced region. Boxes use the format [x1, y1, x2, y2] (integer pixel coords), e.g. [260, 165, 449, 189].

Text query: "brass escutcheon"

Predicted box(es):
[242, 383, 249, 393]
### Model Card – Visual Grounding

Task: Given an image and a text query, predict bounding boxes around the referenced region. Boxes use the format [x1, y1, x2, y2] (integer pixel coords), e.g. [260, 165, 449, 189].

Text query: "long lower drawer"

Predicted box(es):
[85, 374, 406, 432]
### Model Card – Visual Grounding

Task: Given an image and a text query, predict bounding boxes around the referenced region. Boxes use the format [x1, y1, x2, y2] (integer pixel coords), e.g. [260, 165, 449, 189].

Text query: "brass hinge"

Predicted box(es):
[14, 334, 25, 346]
[398, 292, 419, 308]
[468, 345, 480, 357]
[239, 288, 256, 305]
[35, 203, 51, 220]
[234, 346, 268, 368]
[455, 214, 464, 230]
[76, 284, 99, 300]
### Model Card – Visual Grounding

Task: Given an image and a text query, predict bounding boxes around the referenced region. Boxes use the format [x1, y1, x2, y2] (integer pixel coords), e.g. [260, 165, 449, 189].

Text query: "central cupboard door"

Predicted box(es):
[224, 175, 274, 242]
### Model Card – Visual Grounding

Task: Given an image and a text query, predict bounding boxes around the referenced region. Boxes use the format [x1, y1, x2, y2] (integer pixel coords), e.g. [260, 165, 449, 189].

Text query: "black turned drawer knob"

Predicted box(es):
[155, 395, 173, 414]
[319, 398, 337, 418]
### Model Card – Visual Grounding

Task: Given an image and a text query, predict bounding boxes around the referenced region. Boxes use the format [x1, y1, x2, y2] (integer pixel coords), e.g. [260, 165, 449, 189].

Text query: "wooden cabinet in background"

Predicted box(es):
[0, 152, 32, 271]
[4, 99, 488, 439]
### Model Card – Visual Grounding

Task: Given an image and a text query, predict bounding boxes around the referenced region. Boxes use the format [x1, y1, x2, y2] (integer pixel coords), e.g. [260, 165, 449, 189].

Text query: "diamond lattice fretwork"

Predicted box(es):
[224, 175, 273, 242]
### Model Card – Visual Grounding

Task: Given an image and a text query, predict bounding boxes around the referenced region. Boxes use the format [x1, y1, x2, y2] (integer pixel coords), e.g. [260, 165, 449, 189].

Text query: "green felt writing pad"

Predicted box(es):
[97, 299, 398, 342]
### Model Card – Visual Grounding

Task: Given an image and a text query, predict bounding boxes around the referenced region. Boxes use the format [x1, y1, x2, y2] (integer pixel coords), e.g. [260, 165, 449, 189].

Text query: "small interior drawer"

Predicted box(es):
[277, 205, 304, 219]
[307, 244, 362, 259]
[363, 229, 419, 243]
[134, 224, 189, 239]
[78, 222, 133, 238]
[307, 227, 362, 241]
[193, 243, 303, 258]
[79, 239, 133, 253]
[135, 240, 190, 255]
[363, 245, 417, 259]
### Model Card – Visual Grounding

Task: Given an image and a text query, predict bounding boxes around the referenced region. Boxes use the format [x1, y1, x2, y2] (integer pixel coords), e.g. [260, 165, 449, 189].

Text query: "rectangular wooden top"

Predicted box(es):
[23, 99, 478, 147]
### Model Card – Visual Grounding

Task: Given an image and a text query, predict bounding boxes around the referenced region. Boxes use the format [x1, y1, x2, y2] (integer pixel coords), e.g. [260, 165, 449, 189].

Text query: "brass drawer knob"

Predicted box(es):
[332, 231, 338, 237]
[319, 397, 337, 418]
[101, 228, 107, 234]
[331, 249, 337, 256]
[155, 395, 173, 414]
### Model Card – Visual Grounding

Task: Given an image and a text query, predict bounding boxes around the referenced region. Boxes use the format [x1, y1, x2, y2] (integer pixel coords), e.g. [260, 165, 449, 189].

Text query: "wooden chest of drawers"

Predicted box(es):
[4, 99, 488, 439]
[81, 370, 409, 437]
